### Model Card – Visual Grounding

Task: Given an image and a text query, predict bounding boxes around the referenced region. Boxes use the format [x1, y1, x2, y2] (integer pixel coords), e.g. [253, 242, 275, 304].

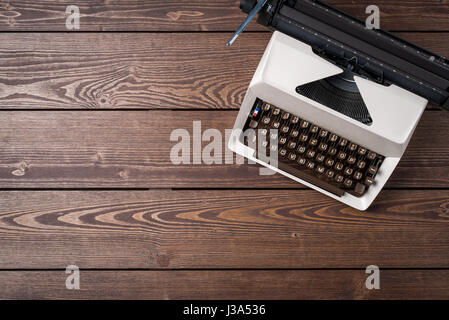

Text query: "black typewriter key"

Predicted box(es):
[279, 137, 287, 145]
[316, 165, 325, 174]
[291, 130, 299, 138]
[368, 165, 378, 175]
[300, 134, 308, 142]
[309, 138, 318, 146]
[328, 147, 337, 156]
[288, 153, 297, 161]
[358, 147, 367, 156]
[344, 167, 354, 176]
[330, 134, 339, 142]
[367, 151, 377, 160]
[281, 126, 290, 133]
[337, 151, 347, 160]
[262, 117, 271, 125]
[297, 157, 307, 166]
[292, 116, 300, 124]
[357, 160, 366, 169]
[306, 150, 316, 158]
[335, 175, 344, 183]
[326, 170, 335, 179]
[344, 178, 353, 188]
[319, 130, 328, 138]
[249, 120, 259, 129]
[300, 120, 310, 129]
[297, 146, 306, 154]
[365, 177, 374, 186]
[335, 162, 344, 171]
[354, 183, 366, 195]
[310, 125, 319, 133]
[263, 104, 271, 111]
[318, 143, 328, 152]
[349, 143, 358, 152]
[347, 156, 357, 165]
[354, 171, 363, 180]
[280, 149, 287, 157]
[273, 108, 280, 116]
[288, 141, 297, 149]
[282, 112, 290, 120]
[306, 161, 315, 170]
[339, 139, 348, 147]
[325, 158, 335, 167]
[316, 154, 325, 163]
[272, 121, 280, 129]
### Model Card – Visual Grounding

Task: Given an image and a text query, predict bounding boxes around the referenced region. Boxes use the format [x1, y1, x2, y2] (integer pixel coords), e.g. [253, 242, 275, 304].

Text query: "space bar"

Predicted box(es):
[277, 162, 345, 197]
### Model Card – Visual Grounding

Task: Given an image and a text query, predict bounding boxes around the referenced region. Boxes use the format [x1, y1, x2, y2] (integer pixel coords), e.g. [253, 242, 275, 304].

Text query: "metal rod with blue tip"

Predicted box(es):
[226, 0, 268, 47]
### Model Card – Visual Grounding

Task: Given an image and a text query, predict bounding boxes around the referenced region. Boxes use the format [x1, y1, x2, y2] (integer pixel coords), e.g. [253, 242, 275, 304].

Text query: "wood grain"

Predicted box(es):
[0, 1, 448, 31]
[1, 269, 449, 299]
[0, 190, 449, 269]
[0, 110, 447, 188]
[0, 33, 447, 110]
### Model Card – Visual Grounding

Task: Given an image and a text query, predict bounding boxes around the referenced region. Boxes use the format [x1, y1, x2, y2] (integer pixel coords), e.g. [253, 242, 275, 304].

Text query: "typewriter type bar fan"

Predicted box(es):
[227, 1, 446, 210]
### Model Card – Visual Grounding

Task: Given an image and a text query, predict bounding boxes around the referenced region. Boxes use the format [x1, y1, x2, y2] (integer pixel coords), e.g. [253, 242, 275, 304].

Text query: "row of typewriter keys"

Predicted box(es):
[245, 101, 385, 197]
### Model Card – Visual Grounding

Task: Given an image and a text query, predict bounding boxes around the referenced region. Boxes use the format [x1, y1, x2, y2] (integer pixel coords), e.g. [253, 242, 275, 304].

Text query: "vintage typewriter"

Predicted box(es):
[227, 0, 449, 210]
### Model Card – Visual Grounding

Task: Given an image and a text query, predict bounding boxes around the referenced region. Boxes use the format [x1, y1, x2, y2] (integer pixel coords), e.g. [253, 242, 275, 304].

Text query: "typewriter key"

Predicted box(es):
[306, 150, 316, 158]
[316, 154, 325, 163]
[306, 161, 315, 170]
[279, 137, 287, 145]
[368, 165, 378, 175]
[325, 158, 335, 167]
[349, 143, 358, 151]
[262, 117, 271, 125]
[367, 151, 377, 160]
[292, 116, 300, 124]
[328, 147, 337, 156]
[273, 108, 280, 115]
[335, 163, 344, 171]
[316, 165, 325, 174]
[297, 157, 307, 166]
[347, 156, 357, 164]
[249, 120, 259, 129]
[354, 183, 366, 195]
[281, 126, 290, 133]
[335, 175, 344, 183]
[309, 138, 318, 146]
[300, 134, 308, 142]
[326, 170, 335, 178]
[297, 146, 306, 154]
[357, 160, 366, 169]
[337, 151, 347, 160]
[344, 178, 353, 188]
[344, 167, 354, 176]
[280, 149, 287, 156]
[339, 139, 348, 147]
[291, 130, 299, 138]
[358, 147, 367, 156]
[354, 171, 363, 180]
[300, 120, 310, 129]
[288, 153, 297, 161]
[319, 130, 328, 138]
[263, 104, 271, 111]
[311, 125, 319, 133]
[272, 122, 280, 129]
[365, 177, 374, 186]
[330, 134, 339, 142]
[318, 143, 328, 151]
[288, 141, 297, 149]
[282, 112, 290, 120]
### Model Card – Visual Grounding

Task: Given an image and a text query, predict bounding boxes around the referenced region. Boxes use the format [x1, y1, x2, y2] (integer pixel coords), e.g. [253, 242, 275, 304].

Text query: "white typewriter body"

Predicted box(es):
[228, 31, 428, 210]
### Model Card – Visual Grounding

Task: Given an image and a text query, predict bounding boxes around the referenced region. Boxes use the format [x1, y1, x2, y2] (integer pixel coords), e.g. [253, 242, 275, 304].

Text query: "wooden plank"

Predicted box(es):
[1, 190, 449, 269]
[0, 1, 448, 31]
[1, 269, 448, 299]
[0, 33, 447, 110]
[0, 111, 448, 188]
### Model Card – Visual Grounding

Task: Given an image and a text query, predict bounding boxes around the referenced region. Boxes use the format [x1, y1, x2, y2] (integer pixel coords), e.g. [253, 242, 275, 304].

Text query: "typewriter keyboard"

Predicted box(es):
[243, 99, 385, 198]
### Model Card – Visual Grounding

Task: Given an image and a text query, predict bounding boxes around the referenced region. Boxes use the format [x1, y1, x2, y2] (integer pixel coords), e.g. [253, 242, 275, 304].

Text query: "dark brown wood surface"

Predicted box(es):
[0, 0, 448, 31]
[0, 0, 449, 300]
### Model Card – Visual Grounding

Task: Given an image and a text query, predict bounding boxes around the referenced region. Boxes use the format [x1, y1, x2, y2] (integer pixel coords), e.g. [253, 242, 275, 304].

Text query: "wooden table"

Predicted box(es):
[0, 0, 448, 300]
